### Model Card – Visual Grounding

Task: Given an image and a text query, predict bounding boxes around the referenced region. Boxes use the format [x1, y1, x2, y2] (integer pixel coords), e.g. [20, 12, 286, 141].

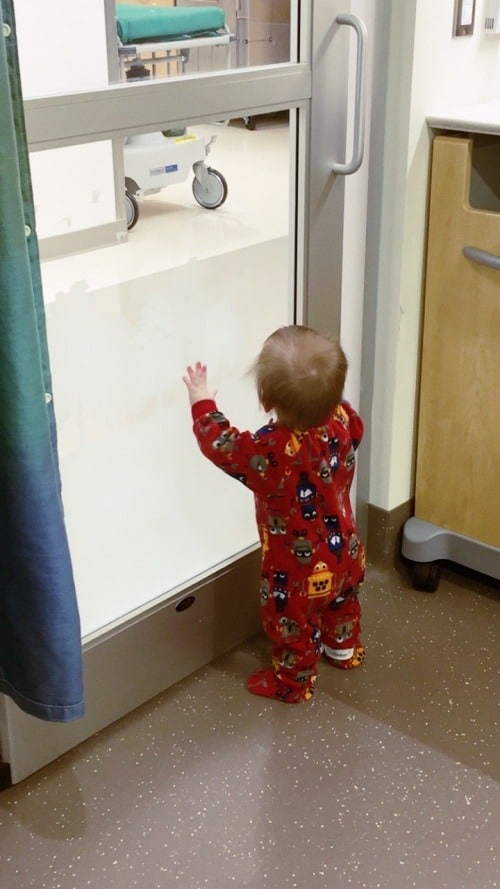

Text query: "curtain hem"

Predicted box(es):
[0, 680, 85, 723]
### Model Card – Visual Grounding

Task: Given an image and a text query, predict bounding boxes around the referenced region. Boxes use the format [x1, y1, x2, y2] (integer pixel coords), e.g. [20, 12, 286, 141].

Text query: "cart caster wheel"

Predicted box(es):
[411, 561, 441, 592]
[125, 190, 139, 230]
[192, 167, 228, 209]
[244, 116, 256, 130]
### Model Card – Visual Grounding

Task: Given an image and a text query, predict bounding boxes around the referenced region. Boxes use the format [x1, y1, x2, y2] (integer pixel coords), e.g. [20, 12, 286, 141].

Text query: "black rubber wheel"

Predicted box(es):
[192, 168, 228, 209]
[125, 190, 139, 230]
[411, 561, 441, 592]
[244, 116, 256, 130]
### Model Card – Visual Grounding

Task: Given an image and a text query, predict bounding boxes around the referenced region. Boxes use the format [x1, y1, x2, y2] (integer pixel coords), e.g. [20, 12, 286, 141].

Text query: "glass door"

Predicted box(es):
[1, 0, 368, 782]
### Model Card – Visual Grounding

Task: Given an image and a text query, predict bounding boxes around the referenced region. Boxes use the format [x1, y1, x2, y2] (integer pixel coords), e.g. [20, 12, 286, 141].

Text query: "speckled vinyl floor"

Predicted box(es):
[0, 563, 498, 889]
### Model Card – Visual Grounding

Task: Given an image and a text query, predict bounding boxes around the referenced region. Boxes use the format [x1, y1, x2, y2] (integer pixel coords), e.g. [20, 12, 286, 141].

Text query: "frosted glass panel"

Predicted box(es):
[38, 116, 291, 636]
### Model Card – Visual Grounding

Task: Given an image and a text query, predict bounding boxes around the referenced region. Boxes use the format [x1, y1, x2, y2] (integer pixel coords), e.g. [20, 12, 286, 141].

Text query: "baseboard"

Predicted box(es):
[366, 500, 414, 570]
[0, 548, 262, 785]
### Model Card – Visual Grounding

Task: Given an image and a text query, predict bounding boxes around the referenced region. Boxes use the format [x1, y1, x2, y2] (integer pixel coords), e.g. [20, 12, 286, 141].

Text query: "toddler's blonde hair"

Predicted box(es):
[252, 325, 347, 430]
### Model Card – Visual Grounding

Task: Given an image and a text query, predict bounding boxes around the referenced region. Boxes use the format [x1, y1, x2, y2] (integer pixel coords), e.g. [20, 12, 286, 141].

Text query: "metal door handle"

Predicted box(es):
[463, 245, 500, 271]
[332, 14, 367, 176]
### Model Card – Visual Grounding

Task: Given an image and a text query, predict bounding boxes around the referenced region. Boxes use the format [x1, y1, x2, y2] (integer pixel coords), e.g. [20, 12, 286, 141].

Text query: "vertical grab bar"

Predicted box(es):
[332, 14, 367, 176]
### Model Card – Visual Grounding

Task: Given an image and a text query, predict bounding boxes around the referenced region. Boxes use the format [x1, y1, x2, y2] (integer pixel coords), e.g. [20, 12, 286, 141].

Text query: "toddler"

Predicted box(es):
[183, 325, 365, 703]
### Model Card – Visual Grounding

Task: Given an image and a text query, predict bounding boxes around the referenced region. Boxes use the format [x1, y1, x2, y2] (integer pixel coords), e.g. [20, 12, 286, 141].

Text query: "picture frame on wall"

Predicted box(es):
[454, 0, 476, 36]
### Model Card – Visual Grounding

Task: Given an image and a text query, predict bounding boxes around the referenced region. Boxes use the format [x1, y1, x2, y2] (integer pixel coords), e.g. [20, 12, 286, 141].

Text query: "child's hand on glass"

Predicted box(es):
[183, 362, 216, 406]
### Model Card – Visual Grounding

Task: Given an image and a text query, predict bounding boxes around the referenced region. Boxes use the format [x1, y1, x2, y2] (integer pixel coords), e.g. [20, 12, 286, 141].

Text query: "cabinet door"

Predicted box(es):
[415, 135, 500, 548]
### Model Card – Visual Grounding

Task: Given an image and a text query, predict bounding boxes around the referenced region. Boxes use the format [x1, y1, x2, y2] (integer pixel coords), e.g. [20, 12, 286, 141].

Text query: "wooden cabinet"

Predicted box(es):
[403, 134, 500, 587]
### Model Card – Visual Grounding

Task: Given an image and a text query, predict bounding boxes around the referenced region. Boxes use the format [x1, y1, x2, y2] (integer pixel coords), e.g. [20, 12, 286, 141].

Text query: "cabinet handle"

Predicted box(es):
[463, 245, 500, 271]
[332, 14, 367, 176]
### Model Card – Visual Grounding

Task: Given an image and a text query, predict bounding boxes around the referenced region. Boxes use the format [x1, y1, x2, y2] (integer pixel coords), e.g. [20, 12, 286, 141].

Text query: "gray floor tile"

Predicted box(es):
[0, 564, 498, 889]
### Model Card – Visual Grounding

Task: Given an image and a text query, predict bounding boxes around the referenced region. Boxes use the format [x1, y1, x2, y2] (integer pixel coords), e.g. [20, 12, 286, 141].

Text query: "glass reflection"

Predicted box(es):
[124, 128, 228, 233]
[31, 142, 117, 243]
[117, 1, 292, 81]
[14, 0, 292, 99]
[34, 114, 291, 635]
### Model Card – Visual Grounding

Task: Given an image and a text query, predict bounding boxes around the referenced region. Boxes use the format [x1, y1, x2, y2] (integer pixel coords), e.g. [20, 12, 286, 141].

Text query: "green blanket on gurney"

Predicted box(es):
[116, 4, 226, 44]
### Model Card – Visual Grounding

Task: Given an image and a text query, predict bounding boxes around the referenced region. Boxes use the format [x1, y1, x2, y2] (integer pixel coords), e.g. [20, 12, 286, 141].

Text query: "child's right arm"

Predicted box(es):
[183, 364, 276, 494]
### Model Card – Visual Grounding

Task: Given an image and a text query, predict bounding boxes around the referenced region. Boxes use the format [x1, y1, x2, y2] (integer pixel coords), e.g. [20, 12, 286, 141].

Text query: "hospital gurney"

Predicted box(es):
[116, 4, 231, 228]
[116, 4, 234, 79]
[124, 130, 228, 230]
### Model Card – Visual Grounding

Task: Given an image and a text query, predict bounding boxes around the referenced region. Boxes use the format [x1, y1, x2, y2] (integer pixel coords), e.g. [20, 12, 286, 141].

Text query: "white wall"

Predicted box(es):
[15, 0, 108, 95]
[367, 0, 500, 512]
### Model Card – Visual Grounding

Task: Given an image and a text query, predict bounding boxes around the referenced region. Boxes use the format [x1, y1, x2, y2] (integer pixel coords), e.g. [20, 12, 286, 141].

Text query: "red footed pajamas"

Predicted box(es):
[191, 399, 365, 703]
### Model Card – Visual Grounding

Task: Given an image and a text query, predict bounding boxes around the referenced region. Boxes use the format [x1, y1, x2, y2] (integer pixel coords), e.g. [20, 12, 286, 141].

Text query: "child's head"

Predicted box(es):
[252, 325, 347, 430]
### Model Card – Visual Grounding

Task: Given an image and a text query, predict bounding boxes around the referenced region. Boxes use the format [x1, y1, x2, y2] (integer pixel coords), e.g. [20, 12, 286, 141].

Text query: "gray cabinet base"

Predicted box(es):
[402, 517, 500, 582]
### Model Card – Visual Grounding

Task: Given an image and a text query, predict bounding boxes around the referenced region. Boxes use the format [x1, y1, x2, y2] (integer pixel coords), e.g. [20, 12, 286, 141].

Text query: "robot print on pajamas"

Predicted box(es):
[307, 561, 334, 599]
[297, 472, 318, 520]
[212, 428, 238, 453]
[292, 531, 315, 566]
[272, 570, 289, 612]
[269, 514, 288, 537]
[323, 515, 344, 562]
[328, 435, 341, 474]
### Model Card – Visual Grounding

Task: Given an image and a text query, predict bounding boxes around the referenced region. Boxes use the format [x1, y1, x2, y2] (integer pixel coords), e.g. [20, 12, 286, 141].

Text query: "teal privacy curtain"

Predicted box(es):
[0, 1, 84, 721]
